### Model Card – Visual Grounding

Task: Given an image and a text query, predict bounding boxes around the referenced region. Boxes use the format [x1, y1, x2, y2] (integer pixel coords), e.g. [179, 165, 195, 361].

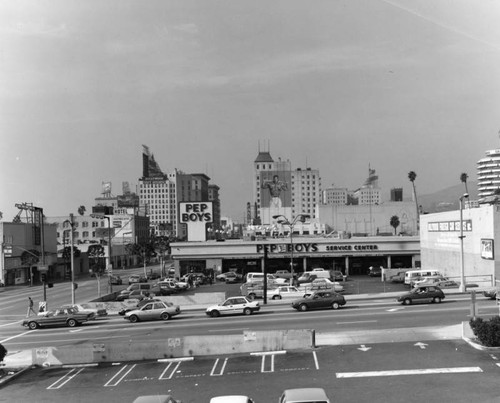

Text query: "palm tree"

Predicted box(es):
[390, 215, 400, 235]
[408, 171, 419, 231]
[77, 206, 86, 216]
[460, 173, 469, 194]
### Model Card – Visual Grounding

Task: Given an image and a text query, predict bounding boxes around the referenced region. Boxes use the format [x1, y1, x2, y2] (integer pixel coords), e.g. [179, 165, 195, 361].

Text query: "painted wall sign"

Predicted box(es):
[428, 220, 472, 232]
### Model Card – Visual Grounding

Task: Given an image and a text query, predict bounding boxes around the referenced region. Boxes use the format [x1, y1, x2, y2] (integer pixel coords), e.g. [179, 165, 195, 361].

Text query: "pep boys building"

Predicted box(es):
[171, 211, 420, 276]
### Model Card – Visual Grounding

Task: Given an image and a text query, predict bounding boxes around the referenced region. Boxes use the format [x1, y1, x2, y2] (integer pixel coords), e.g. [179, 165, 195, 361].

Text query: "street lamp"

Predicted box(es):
[272, 214, 311, 284]
[459, 193, 469, 293]
[90, 214, 113, 293]
[63, 214, 76, 304]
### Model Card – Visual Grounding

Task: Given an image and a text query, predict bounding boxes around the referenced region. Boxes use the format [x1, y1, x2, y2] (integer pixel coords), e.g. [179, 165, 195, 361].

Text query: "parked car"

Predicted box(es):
[483, 287, 499, 300]
[128, 274, 147, 285]
[109, 275, 123, 285]
[159, 278, 189, 290]
[60, 303, 107, 317]
[240, 283, 277, 299]
[210, 397, 255, 403]
[397, 285, 445, 305]
[146, 272, 161, 280]
[23, 307, 94, 330]
[292, 291, 346, 312]
[268, 286, 305, 300]
[368, 266, 382, 277]
[306, 278, 344, 293]
[125, 300, 181, 323]
[279, 388, 331, 403]
[331, 270, 345, 281]
[206, 296, 260, 317]
[274, 270, 293, 280]
[116, 289, 152, 301]
[434, 279, 460, 289]
[133, 395, 181, 403]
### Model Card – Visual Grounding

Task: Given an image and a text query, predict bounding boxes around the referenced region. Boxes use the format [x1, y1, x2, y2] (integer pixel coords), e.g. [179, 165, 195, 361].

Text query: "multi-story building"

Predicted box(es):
[323, 187, 349, 205]
[138, 145, 215, 239]
[208, 184, 221, 231]
[477, 149, 500, 198]
[253, 148, 321, 225]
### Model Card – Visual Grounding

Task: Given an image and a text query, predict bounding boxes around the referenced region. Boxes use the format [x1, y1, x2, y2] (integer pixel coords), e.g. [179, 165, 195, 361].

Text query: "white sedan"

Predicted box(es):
[303, 278, 344, 293]
[267, 286, 305, 300]
[206, 296, 260, 317]
[60, 303, 107, 317]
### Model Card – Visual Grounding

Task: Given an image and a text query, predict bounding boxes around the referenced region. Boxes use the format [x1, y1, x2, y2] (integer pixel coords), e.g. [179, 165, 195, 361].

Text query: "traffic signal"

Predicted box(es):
[41, 273, 47, 282]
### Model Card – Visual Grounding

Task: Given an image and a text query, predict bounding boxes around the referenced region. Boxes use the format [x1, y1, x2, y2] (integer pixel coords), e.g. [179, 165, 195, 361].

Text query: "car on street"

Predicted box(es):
[210, 396, 255, 403]
[124, 300, 181, 323]
[206, 296, 260, 317]
[267, 286, 305, 300]
[128, 274, 147, 285]
[291, 291, 346, 312]
[483, 287, 499, 299]
[279, 388, 331, 403]
[368, 266, 382, 277]
[397, 285, 445, 305]
[434, 279, 460, 289]
[23, 307, 94, 330]
[109, 275, 123, 285]
[60, 303, 107, 317]
[118, 298, 162, 316]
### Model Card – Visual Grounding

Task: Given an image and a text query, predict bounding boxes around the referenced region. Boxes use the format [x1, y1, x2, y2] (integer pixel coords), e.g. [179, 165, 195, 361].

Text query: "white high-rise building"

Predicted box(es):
[477, 149, 500, 198]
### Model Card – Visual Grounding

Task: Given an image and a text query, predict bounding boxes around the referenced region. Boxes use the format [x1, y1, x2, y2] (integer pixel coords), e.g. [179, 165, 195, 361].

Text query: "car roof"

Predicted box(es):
[281, 388, 329, 402]
[210, 396, 252, 403]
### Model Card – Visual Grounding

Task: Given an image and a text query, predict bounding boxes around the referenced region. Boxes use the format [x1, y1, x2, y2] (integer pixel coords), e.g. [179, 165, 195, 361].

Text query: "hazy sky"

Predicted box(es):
[2, 0, 500, 221]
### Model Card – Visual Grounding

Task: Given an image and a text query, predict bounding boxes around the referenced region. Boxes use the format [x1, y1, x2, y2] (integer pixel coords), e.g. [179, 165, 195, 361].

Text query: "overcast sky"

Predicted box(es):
[1, 0, 500, 222]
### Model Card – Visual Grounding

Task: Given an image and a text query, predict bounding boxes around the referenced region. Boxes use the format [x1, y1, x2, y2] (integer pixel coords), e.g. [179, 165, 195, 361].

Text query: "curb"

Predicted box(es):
[461, 321, 500, 352]
[0, 366, 33, 387]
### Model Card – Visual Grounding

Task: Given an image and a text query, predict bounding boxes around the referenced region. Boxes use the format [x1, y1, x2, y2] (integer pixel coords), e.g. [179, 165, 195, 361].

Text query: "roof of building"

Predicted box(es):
[254, 151, 274, 163]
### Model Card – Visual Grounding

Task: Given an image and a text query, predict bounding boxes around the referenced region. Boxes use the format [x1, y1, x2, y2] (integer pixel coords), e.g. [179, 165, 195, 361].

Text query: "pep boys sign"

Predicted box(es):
[179, 202, 213, 223]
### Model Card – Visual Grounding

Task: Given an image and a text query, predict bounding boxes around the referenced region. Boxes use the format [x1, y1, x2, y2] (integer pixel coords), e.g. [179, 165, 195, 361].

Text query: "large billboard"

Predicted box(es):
[260, 170, 292, 208]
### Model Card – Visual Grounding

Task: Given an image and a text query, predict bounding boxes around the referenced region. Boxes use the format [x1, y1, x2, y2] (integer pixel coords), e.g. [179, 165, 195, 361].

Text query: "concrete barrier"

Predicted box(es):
[31, 329, 315, 366]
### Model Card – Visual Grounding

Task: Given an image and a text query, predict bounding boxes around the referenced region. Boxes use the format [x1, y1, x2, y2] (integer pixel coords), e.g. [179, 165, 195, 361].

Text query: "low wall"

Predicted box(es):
[31, 329, 315, 366]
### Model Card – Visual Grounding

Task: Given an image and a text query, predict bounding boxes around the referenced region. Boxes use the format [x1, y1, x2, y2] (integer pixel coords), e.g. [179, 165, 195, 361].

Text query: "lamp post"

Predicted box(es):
[91, 214, 112, 293]
[63, 214, 76, 304]
[272, 214, 311, 285]
[459, 193, 469, 293]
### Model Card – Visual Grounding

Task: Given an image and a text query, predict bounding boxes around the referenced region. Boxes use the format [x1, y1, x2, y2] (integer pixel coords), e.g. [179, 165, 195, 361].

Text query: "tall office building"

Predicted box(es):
[477, 149, 500, 198]
[138, 145, 214, 239]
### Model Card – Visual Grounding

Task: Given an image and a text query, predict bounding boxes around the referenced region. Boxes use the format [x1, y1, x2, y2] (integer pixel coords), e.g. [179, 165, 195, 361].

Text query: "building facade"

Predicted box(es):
[477, 149, 500, 199]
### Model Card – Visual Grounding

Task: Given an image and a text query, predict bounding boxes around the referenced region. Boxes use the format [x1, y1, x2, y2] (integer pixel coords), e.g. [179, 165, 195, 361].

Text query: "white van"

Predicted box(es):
[298, 270, 331, 284]
[245, 273, 286, 285]
[404, 269, 442, 286]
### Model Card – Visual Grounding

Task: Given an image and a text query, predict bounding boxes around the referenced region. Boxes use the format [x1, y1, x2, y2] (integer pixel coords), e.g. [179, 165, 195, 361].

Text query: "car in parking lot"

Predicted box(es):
[116, 289, 152, 301]
[23, 307, 94, 330]
[267, 286, 305, 300]
[210, 396, 255, 403]
[128, 274, 147, 285]
[306, 278, 344, 293]
[368, 266, 382, 277]
[397, 285, 445, 305]
[133, 395, 181, 403]
[331, 270, 345, 281]
[292, 291, 346, 312]
[206, 296, 260, 317]
[109, 275, 123, 285]
[124, 300, 181, 323]
[483, 287, 499, 299]
[279, 387, 331, 403]
[389, 271, 406, 283]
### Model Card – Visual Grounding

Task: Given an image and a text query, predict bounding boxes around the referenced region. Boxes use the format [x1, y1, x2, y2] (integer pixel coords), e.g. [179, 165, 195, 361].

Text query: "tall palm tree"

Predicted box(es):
[77, 205, 86, 216]
[408, 171, 419, 231]
[460, 173, 469, 194]
[390, 215, 400, 235]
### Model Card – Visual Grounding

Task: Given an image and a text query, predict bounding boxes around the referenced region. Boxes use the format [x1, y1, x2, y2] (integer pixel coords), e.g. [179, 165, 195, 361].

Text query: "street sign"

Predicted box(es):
[38, 265, 48, 272]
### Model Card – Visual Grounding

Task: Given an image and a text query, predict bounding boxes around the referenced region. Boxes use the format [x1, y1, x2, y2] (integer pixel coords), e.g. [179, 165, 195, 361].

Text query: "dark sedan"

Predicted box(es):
[292, 291, 346, 311]
[397, 285, 445, 305]
[23, 307, 94, 330]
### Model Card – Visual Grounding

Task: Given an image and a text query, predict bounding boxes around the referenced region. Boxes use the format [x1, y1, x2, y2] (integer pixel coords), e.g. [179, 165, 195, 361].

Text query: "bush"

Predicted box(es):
[470, 317, 500, 347]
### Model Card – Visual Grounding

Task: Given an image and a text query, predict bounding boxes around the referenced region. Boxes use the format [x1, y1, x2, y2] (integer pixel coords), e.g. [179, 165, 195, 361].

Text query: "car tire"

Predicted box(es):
[243, 308, 252, 315]
[403, 298, 412, 305]
[28, 321, 38, 330]
[433, 296, 442, 303]
[332, 302, 340, 310]
[129, 315, 139, 323]
[67, 319, 77, 327]
[299, 304, 308, 312]
[210, 310, 220, 318]
[161, 312, 171, 321]
[272, 295, 281, 300]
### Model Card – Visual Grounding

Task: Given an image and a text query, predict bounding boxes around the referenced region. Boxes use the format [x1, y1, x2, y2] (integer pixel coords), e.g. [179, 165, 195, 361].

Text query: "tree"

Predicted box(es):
[460, 173, 469, 195]
[87, 244, 105, 296]
[77, 206, 86, 216]
[408, 171, 419, 231]
[390, 215, 400, 235]
[62, 246, 81, 279]
[153, 236, 170, 276]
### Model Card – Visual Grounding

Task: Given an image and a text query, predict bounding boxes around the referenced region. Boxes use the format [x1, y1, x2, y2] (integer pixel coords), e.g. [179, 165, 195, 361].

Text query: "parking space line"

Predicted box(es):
[210, 358, 228, 376]
[47, 368, 85, 390]
[336, 367, 483, 378]
[159, 361, 182, 380]
[104, 364, 136, 387]
[312, 351, 319, 370]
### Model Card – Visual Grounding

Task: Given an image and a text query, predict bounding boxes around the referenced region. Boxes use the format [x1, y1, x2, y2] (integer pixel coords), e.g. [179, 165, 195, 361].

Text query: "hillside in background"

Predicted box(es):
[418, 181, 478, 213]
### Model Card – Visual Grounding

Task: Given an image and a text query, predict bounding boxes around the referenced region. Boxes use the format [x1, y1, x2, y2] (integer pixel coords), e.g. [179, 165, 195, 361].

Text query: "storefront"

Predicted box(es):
[171, 235, 420, 277]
